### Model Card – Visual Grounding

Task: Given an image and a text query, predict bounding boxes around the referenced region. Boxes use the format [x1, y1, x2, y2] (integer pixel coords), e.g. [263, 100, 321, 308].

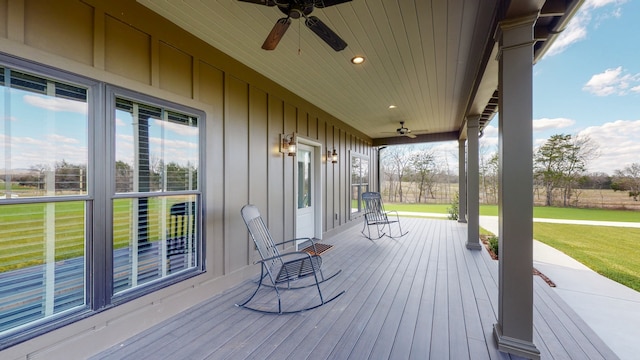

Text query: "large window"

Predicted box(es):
[0, 68, 89, 333]
[113, 97, 200, 295]
[0, 61, 204, 346]
[350, 153, 370, 214]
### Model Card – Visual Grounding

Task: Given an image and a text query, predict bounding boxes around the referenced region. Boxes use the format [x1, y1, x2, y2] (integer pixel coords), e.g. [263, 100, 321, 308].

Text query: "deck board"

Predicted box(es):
[92, 218, 618, 360]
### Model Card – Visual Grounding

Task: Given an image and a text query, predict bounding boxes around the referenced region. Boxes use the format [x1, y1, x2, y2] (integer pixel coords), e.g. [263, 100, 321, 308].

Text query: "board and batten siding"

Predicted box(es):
[0, 0, 376, 358]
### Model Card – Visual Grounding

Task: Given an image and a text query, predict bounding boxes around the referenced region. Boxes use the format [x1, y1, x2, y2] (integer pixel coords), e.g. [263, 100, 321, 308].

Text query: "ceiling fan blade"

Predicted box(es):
[405, 132, 417, 139]
[314, 0, 352, 8]
[305, 16, 347, 51]
[262, 18, 291, 50]
[237, 0, 276, 6]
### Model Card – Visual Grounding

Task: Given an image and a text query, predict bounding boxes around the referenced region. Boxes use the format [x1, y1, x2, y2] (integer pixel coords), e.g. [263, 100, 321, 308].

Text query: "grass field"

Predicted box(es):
[0, 197, 194, 273]
[533, 223, 640, 292]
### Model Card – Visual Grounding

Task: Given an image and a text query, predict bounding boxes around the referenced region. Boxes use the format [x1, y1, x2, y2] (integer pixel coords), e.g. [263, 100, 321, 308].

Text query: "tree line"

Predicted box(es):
[7, 159, 197, 195]
[380, 134, 640, 206]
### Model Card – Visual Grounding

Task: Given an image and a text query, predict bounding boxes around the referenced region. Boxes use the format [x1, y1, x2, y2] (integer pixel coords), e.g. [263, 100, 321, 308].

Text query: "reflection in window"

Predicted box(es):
[0, 67, 88, 334]
[351, 154, 369, 213]
[113, 195, 198, 294]
[115, 98, 198, 193]
[1, 68, 88, 198]
[113, 97, 200, 294]
[0, 202, 86, 332]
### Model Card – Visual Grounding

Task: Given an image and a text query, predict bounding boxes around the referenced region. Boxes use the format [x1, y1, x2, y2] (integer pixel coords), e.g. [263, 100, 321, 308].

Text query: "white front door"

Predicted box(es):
[296, 144, 315, 247]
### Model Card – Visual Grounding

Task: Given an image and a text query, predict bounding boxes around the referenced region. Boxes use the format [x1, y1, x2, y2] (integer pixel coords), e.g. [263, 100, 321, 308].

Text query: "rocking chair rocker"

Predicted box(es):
[236, 204, 344, 314]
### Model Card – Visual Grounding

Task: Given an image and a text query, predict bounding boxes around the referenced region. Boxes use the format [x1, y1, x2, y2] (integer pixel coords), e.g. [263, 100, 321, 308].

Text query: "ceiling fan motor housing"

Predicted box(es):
[278, 1, 314, 18]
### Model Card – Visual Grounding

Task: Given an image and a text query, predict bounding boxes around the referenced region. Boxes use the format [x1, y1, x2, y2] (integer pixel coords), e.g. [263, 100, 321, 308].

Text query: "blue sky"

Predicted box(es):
[480, 0, 640, 175]
[0, 89, 197, 171]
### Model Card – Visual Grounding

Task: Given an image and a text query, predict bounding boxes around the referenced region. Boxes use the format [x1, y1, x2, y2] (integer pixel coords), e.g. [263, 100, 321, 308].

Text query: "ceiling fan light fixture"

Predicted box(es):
[351, 56, 365, 64]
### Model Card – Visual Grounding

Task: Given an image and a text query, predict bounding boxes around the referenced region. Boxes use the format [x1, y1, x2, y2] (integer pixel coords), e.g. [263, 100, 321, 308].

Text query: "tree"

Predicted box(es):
[55, 160, 87, 193]
[410, 149, 436, 203]
[479, 146, 499, 204]
[381, 145, 413, 202]
[612, 163, 640, 201]
[115, 160, 133, 193]
[534, 134, 599, 206]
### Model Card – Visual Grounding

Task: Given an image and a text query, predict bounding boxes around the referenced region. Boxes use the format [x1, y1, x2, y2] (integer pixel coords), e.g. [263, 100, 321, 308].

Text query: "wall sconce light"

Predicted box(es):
[280, 132, 297, 156]
[328, 148, 338, 164]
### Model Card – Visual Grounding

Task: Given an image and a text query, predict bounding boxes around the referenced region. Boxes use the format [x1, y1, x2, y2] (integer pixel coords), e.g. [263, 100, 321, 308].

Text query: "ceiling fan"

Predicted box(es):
[395, 121, 417, 138]
[238, 0, 351, 51]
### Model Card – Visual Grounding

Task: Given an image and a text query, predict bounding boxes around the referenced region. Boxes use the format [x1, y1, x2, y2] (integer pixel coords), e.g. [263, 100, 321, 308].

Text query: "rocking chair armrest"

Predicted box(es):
[272, 237, 314, 247]
[256, 251, 313, 264]
[385, 210, 401, 219]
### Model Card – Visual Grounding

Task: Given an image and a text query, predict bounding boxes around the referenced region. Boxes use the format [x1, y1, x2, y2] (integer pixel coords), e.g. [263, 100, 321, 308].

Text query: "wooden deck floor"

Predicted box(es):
[92, 218, 618, 360]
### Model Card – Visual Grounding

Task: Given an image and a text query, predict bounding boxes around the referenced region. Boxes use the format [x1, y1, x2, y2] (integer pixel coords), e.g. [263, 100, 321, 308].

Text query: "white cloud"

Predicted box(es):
[583, 67, 640, 96]
[545, 16, 588, 56]
[23, 94, 88, 114]
[46, 134, 81, 144]
[545, 0, 625, 56]
[1, 134, 87, 168]
[533, 118, 576, 131]
[482, 125, 498, 137]
[578, 119, 640, 173]
[153, 119, 198, 137]
[479, 125, 498, 149]
[583, 0, 623, 9]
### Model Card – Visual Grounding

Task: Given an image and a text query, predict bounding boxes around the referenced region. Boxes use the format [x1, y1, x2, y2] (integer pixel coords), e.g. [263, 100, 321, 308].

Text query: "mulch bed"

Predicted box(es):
[480, 235, 556, 288]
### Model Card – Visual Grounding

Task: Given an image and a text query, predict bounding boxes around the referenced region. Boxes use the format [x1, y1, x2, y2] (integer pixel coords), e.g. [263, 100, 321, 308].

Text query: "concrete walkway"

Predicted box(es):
[481, 215, 640, 360]
[397, 211, 640, 359]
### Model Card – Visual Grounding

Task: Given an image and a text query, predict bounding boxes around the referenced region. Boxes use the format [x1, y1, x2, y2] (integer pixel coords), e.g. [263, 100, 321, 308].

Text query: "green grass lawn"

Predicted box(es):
[0, 197, 191, 273]
[533, 223, 640, 292]
[383, 203, 453, 214]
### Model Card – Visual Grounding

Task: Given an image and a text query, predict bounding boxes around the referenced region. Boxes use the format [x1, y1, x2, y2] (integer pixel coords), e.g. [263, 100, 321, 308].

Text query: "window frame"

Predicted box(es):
[105, 86, 206, 306]
[0, 55, 206, 349]
[0, 54, 100, 348]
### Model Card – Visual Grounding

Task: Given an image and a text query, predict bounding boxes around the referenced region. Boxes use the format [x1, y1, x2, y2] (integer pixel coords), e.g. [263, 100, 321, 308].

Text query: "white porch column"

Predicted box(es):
[493, 14, 540, 360]
[457, 139, 467, 223]
[466, 116, 481, 250]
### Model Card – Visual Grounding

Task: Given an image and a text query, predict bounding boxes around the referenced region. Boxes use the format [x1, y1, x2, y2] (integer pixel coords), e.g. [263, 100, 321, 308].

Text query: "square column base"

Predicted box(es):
[493, 324, 540, 360]
[466, 242, 482, 250]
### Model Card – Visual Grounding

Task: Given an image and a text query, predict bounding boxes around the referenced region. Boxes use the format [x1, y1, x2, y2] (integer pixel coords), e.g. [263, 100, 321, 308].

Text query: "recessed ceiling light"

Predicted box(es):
[351, 56, 365, 64]
[388, 105, 397, 109]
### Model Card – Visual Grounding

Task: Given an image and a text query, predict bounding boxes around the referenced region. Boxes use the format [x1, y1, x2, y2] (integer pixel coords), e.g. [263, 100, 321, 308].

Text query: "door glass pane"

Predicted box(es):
[297, 149, 311, 209]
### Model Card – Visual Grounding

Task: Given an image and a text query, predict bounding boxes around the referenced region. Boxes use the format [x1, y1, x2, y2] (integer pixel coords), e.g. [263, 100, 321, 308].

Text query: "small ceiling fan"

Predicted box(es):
[395, 121, 417, 138]
[238, 0, 351, 51]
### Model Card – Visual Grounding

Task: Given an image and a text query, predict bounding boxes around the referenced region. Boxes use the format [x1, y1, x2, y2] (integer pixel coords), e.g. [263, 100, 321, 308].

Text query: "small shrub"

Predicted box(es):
[488, 236, 499, 257]
[447, 192, 459, 220]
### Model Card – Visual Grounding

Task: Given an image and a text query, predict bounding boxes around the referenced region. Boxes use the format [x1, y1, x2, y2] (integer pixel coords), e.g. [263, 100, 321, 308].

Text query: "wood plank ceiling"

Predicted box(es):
[138, 0, 582, 145]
